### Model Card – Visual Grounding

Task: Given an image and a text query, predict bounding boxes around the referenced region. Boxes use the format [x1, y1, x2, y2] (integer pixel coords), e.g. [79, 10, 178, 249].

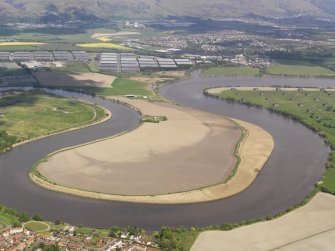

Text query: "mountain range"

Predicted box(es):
[1, 0, 335, 22]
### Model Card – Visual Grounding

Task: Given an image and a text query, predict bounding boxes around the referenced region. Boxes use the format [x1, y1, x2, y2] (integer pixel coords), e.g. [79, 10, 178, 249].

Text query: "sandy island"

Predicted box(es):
[33, 97, 274, 204]
[191, 192, 335, 251]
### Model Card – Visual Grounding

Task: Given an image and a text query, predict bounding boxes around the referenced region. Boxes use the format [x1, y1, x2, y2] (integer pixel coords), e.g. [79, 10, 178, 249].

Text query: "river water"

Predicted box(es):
[0, 75, 333, 231]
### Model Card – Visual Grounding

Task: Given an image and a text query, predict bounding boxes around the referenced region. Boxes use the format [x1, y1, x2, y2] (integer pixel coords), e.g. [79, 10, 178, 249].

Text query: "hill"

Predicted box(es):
[0, 0, 334, 22]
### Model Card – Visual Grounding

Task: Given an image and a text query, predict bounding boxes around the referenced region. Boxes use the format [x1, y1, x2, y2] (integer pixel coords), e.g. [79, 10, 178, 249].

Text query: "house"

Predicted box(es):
[9, 228, 23, 235]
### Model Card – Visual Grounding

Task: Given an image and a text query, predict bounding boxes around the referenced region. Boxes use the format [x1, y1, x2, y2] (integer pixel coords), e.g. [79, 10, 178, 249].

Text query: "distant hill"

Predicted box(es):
[0, 0, 334, 22]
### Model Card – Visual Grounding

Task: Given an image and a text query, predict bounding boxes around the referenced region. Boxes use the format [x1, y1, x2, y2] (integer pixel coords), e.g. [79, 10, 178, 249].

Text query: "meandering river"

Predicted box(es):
[0, 74, 333, 231]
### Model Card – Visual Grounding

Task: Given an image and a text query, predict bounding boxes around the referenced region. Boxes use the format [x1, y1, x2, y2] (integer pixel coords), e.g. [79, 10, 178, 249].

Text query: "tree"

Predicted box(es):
[19, 211, 30, 222]
[108, 226, 122, 237]
[42, 244, 60, 251]
[32, 214, 44, 221]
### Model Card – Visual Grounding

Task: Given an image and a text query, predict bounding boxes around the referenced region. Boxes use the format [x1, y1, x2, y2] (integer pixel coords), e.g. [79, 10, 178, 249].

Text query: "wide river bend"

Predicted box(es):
[0, 75, 333, 231]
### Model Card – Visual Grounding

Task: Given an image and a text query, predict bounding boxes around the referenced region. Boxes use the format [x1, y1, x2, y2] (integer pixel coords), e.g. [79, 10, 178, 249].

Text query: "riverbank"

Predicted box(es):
[0, 89, 111, 153]
[208, 86, 335, 93]
[32, 97, 274, 204]
[208, 87, 335, 194]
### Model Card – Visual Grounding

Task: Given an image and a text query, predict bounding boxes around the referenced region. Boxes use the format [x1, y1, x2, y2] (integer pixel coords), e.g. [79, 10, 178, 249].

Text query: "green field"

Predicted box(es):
[24, 221, 50, 232]
[82, 77, 153, 97]
[203, 66, 260, 76]
[0, 213, 20, 227]
[0, 27, 164, 52]
[0, 90, 106, 143]
[267, 61, 335, 77]
[212, 89, 335, 193]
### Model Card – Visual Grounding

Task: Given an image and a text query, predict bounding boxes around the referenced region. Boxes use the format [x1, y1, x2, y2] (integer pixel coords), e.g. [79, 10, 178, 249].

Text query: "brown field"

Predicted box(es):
[33, 72, 116, 87]
[191, 192, 335, 251]
[35, 98, 274, 203]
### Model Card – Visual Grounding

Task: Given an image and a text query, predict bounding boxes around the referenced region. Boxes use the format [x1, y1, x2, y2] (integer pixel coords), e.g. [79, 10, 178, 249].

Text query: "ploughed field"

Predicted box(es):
[0, 90, 107, 150]
[212, 88, 335, 193]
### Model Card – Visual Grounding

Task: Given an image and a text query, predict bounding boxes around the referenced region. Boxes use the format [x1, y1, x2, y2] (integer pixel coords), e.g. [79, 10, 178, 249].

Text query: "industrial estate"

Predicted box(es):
[0, 0, 335, 250]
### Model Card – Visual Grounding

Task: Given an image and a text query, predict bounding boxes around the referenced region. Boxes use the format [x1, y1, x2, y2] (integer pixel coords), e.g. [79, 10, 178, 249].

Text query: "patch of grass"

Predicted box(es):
[24, 221, 49, 232]
[82, 77, 153, 97]
[322, 164, 335, 193]
[76, 227, 95, 235]
[75, 226, 109, 237]
[267, 61, 335, 77]
[212, 89, 335, 193]
[175, 230, 200, 251]
[203, 66, 260, 76]
[0, 213, 20, 226]
[141, 115, 167, 123]
[154, 227, 200, 251]
[0, 90, 106, 142]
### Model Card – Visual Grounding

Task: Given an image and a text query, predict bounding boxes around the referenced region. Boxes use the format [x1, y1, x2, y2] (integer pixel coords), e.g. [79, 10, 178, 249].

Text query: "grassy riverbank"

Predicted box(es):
[209, 88, 335, 194]
[267, 60, 335, 77]
[202, 66, 260, 76]
[0, 90, 107, 151]
[202, 60, 335, 77]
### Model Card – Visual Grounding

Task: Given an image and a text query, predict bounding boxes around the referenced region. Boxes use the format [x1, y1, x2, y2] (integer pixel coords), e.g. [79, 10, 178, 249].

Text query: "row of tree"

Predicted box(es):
[0, 130, 16, 152]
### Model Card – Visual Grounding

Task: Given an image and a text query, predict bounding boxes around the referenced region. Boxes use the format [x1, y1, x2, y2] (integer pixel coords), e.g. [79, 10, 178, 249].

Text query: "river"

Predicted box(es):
[0, 74, 333, 231]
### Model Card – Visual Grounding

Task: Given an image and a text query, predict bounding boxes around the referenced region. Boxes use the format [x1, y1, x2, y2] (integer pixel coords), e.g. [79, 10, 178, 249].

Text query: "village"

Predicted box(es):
[0, 224, 160, 251]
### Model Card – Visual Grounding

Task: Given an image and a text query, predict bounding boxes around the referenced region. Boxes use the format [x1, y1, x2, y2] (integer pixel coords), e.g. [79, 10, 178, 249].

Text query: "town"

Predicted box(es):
[0, 224, 160, 251]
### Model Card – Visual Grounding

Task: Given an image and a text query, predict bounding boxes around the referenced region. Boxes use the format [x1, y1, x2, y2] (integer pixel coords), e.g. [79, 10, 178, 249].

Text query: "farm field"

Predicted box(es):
[76, 42, 131, 50]
[0, 42, 46, 46]
[191, 192, 335, 251]
[91, 31, 141, 39]
[0, 28, 151, 51]
[203, 66, 260, 76]
[211, 88, 335, 193]
[0, 90, 106, 143]
[267, 61, 335, 76]
[0, 28, 151, 44]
